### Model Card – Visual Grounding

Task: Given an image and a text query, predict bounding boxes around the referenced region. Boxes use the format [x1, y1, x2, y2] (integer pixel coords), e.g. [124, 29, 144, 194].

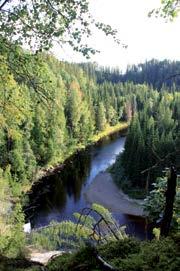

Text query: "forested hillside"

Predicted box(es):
[0, 45, 132, 185]
[0, 44, 133, 257]
[1, 43, 180, 256]
[0, 0, 180, 270]
[111, 88, 180, 198]
[80, 61, 180, 199]
[0, 43, 179, 262]
[80, 59, 180, 90]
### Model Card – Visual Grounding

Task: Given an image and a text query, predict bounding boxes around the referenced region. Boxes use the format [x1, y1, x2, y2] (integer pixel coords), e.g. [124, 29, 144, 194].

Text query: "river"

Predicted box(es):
[26, 131, 149, 239]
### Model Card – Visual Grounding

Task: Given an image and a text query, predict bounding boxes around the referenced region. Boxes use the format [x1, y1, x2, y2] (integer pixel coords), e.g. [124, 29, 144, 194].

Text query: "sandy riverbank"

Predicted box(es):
[84, 172, 144, 216]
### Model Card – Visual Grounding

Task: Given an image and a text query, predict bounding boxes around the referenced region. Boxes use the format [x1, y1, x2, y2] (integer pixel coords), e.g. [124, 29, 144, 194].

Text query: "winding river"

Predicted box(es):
[26, 131, 149, 239]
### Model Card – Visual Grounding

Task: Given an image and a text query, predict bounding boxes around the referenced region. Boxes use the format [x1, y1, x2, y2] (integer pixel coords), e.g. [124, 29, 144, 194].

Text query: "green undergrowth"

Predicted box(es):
[47, 236, 180, 271]
[1, 234, 179, 271]
[0, 255, 43, 271]
[47, 235, 180, 271]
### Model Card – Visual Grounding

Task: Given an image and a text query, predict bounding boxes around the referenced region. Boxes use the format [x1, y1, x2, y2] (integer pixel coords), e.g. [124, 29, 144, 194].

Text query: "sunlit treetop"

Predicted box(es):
[0, 0, 125, 58]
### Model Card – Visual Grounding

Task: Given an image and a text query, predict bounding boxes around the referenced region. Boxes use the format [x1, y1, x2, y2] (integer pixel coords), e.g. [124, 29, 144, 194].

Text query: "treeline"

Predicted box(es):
[80, 59, 180, 90]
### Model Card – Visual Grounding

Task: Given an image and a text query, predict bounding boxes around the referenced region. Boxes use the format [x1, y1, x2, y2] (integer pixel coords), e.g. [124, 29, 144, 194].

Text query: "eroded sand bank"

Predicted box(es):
[84, 172, 144, 216]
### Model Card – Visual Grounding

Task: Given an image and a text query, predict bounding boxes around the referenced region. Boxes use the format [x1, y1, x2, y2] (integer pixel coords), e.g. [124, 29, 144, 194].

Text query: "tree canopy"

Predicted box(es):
[0, 0, 122, 57]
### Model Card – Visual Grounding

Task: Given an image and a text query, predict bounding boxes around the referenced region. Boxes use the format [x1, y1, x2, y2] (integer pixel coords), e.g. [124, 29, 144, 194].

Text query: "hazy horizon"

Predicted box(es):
[52, 0, 180, 72]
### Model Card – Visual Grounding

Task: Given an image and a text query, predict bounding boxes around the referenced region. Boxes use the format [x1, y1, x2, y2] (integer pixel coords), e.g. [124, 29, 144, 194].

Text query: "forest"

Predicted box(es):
[82, 59, 180, 90]
[0, 44, 179, 270]
[0, 0, 180, 270]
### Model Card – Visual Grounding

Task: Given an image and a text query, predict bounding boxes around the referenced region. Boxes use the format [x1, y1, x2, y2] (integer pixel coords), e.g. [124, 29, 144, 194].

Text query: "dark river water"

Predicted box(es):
[26, 131, 150, 239]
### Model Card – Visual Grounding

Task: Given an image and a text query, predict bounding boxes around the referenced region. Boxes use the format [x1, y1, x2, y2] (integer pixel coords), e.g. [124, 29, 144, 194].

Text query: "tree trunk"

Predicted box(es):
[160, 166, 177, 237]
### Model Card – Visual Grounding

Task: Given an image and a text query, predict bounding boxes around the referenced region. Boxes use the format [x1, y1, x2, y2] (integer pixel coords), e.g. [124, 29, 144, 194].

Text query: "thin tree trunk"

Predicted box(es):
[160, 166, 177, 237]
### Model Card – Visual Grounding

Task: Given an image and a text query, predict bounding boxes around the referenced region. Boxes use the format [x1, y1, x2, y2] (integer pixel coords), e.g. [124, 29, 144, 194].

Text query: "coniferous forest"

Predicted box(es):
[1, 45, 180, 269]
[0, 1, 180, 270]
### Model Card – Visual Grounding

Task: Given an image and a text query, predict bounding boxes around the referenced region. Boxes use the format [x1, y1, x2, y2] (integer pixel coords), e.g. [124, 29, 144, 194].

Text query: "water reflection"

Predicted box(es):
[25, 132, 149, 239]
[26, 149, 92, 227]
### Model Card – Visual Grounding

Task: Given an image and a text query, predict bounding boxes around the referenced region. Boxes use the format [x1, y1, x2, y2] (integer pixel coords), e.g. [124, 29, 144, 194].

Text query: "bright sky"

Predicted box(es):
[52, 0, 180, 71]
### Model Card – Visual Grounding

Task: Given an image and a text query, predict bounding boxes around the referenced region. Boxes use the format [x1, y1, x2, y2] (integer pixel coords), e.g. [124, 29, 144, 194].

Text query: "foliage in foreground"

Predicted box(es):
[0, 168, 25, 258]
[0, 255, 42, 271]
[47, 235, 180, 271]
[28, 204, 127, 251]
[144, 175, 180, 230]
[0, 235, 179, 271]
